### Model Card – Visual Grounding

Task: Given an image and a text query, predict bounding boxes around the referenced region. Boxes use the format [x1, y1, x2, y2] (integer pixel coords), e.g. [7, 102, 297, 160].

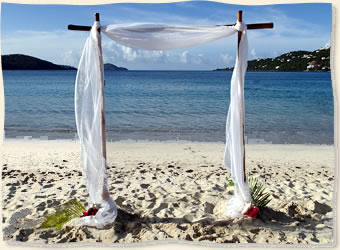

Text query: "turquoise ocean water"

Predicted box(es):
[3, 70, 333, 144]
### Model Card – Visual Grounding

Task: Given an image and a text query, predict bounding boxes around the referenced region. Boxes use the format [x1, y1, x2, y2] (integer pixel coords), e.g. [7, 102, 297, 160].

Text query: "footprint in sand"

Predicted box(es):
[140, 184, 150, 189]
[204, 202, 215, 214]
[153, 203, 168, 215]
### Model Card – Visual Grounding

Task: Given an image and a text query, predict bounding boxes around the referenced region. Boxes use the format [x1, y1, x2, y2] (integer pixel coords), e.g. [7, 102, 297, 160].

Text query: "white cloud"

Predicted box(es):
[180, 51, 189, 64]
[176, 51, 206, 65]
[250, 48, 258, 60]
[62, 49, 82, 67]
[220, 53, 233, 65]
[102, 39, 169, 64]
[322, 40, 331, 49]
[192, 53, 203, 64]
[101, 39, 208, 68]
[120, 46, 137, 62]
[2, 30, 87, 67]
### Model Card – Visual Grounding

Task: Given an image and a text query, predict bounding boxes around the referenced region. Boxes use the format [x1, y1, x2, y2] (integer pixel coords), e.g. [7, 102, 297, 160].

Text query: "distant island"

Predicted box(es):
[215, 47, 330, 72]
[104, 63, 128, 71]
[1, 54, 128, 71]
[1, 54, 76, 70]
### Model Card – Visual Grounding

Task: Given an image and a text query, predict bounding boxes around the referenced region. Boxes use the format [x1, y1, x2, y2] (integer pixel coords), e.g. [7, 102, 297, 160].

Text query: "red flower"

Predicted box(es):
[244, 206, 259, 218]
[81, 207, 98, 217]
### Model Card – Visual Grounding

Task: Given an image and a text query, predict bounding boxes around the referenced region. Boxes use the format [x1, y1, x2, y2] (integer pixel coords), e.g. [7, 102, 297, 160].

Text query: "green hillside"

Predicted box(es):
[216, 47, 330, 72]
[1, 54, 76, 70]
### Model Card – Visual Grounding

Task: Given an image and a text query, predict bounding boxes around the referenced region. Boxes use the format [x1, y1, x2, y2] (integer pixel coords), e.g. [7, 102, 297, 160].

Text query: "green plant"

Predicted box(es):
[248, 177, 271, 209]
[226, 178, 235, 187]
[226, 177, 271, 209]
[41, 199, 86, 229]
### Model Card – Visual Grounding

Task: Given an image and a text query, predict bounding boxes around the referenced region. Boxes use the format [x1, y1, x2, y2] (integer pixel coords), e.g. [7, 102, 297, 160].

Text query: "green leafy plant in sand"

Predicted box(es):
[41, 199, 86, 229]
[248, 177, 271, 209]
[226, 177, 271, 209]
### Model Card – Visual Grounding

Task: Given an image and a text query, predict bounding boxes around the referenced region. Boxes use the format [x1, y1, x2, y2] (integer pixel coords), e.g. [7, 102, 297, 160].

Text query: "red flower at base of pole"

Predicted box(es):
[243, 206, 259, 218]
[81, 207, 99, 217]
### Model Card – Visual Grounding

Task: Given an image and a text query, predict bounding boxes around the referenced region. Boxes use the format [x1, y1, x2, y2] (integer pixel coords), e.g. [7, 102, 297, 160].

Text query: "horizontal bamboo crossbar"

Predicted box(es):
[68, 22, 274, 32]
[68, 24, 92, 31]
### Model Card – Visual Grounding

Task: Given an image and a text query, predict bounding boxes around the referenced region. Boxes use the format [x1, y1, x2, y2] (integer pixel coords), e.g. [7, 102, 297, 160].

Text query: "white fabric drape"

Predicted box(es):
[102, 23, 238, 50]
[223, 23, 252, 217]
[74, 20, 250, 228]
[74, 21, 117, 228]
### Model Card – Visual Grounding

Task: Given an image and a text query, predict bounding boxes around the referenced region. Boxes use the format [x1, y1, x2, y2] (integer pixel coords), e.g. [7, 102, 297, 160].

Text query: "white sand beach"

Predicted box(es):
[1, 140, 335, 245]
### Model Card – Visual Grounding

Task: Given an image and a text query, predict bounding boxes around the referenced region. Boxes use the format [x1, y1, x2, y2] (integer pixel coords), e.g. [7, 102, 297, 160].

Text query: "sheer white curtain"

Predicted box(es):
[102, 23, 238, 50]
[74, 21, 117, 228]
[74, 20, 250, 228]
[224, 22, 252, 217]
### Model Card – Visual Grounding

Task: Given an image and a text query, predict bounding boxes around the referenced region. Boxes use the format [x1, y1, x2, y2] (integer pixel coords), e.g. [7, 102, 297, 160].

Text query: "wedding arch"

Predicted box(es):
[68, 11, 273, 228]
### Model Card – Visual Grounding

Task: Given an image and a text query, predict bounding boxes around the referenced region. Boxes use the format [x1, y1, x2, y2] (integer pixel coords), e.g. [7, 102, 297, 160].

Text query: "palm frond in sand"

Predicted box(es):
[41, 199, 86, 229]
[226, 177, 272, 209]
[248, 177, 272, 209]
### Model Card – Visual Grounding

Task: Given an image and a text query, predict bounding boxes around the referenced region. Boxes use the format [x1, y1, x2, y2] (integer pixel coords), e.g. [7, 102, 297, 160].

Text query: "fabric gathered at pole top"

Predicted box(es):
[234, 21, 247, 32]
[73, 20, 251, 228]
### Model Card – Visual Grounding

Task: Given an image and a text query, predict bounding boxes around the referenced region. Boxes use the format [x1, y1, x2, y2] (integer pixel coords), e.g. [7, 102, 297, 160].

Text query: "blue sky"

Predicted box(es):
[1, 1, 332, 70]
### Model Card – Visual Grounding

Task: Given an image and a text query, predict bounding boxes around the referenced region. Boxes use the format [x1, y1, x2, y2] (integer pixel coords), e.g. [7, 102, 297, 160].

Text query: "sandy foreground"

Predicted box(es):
[1, 140, 335, 245]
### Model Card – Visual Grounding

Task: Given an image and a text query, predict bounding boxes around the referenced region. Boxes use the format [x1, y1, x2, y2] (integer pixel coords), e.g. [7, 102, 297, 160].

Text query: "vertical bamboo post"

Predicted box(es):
[95, 13, 106, 161]
[95, 13, 109, 200]
[237, 10, 246, 182]
[237, 10, 243, 48]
